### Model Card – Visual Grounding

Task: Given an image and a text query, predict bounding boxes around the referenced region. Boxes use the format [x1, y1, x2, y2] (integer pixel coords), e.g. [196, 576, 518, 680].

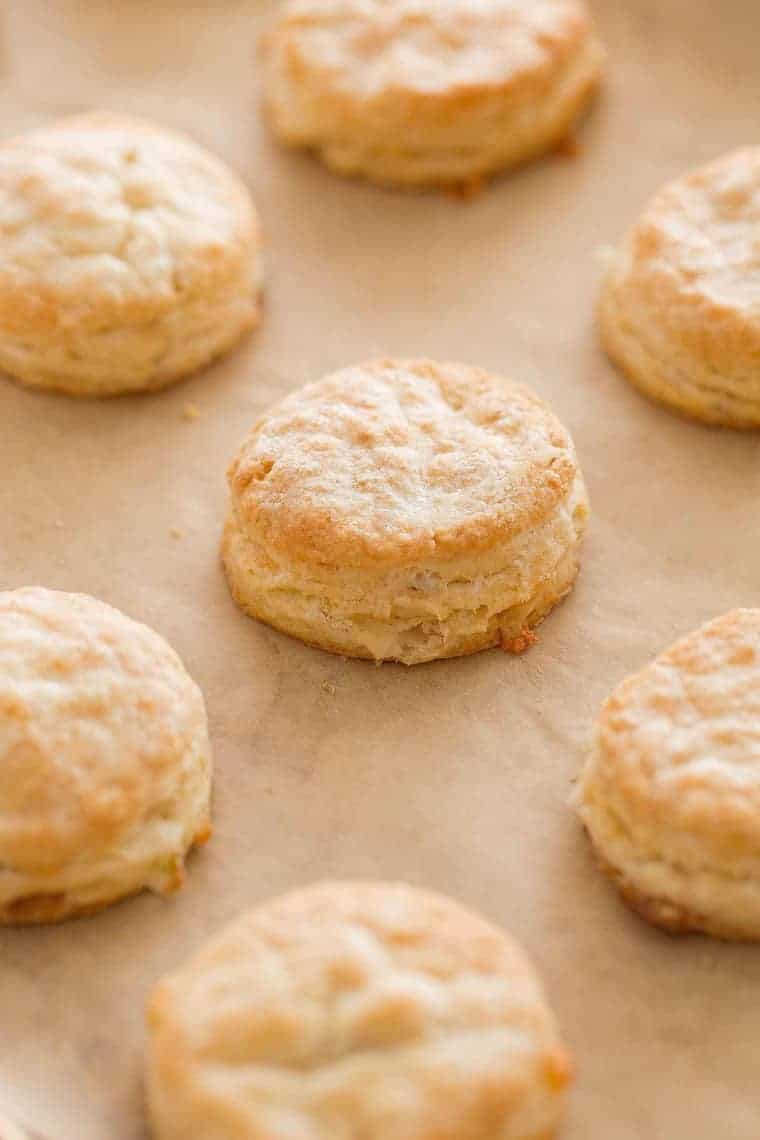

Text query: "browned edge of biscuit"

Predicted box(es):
[0, 823, 211, 926]
[0, 892, 126, 926]
[269, 58, 603, 197]
[585, 835, 759, 942]
[2, 296, 263, 401]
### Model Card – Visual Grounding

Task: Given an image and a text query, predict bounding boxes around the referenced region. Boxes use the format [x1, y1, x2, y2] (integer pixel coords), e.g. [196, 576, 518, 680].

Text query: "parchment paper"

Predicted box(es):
[1, 2, 759, 1137]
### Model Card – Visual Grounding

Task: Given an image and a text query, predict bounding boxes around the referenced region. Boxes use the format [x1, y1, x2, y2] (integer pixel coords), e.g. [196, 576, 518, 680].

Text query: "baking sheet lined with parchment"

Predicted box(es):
[1, 2, 760, 1137]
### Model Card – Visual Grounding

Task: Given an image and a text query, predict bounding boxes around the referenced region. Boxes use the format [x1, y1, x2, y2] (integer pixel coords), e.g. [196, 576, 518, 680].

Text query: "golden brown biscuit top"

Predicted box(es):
[0, 588, 206, 874]
[597, 610, 760, 874]
[269, 0, 592, 99]
[626, 148, 760, 337]
[149, 882, 567, 1121]
[228, 358, 578, 568]
[0, 113, 257, 332]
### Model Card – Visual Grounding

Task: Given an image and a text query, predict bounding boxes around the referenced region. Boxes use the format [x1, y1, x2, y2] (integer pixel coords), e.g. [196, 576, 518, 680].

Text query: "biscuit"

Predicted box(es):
[0, 587, 212, 923]
[262, 0, 604, 190]
[147, 880, 572, 1140]
[0, 113, 262, 396]
[576, 610, 760, 940]
[222, 358, 589, 665]
[599, 148, 760, 428]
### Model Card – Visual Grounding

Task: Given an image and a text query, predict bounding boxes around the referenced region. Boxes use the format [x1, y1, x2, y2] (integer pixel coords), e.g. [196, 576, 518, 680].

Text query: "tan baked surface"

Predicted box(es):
[0, 113, 262, 395]
[229, 358, 579, 567]
[147, 881, 571, 1140]
[599, 147, 760, 427]
[263, 0, 603, 187]
[0, 587, 212, 923]
[577, 609, 760, 939]
[223, 358, 588, 664]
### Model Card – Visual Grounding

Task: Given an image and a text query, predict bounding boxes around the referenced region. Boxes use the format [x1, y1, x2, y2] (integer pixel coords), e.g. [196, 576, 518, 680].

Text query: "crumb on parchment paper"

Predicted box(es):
[553, 134, 582, 159]
[446, 174, 484, 202]
[170, 527, 184, 540]
[500, 629, 538, 655]
[182, 402, 201, 421]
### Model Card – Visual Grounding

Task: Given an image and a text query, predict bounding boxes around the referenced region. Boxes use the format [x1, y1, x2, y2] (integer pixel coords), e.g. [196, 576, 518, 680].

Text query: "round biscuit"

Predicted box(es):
[262, 0, 604, 189]
[577, 609, 760, 940]
[0, 113, 262, 396]
[146, 881, 572, 1140]
[0, 587, 212, 923]
[599, 147, 760, 428]
[222, 357, 589, 665]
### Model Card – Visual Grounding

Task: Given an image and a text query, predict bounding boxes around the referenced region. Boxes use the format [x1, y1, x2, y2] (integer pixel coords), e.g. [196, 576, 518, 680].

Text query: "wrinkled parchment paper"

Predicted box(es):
[1, 2, 760, 1137]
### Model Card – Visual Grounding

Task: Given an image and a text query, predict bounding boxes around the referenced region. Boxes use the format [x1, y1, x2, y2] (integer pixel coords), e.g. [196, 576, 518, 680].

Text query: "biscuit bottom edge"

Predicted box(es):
[578, 819, 760, 942]
[595, 852, 760, 942]
[0, 820, 211, 926]
[0, 891, 130, 925]
[0, 288, 262, 398]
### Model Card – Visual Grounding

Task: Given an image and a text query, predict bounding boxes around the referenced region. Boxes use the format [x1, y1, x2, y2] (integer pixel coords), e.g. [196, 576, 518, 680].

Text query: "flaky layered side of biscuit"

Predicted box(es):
[266, 34, 603, 188]
[578, 738, 760, 941]
[600, 246, 760, 429]
[223, 469, 587, 665]
[0, 273, 262, 397]
[0, 731, 211, 924]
